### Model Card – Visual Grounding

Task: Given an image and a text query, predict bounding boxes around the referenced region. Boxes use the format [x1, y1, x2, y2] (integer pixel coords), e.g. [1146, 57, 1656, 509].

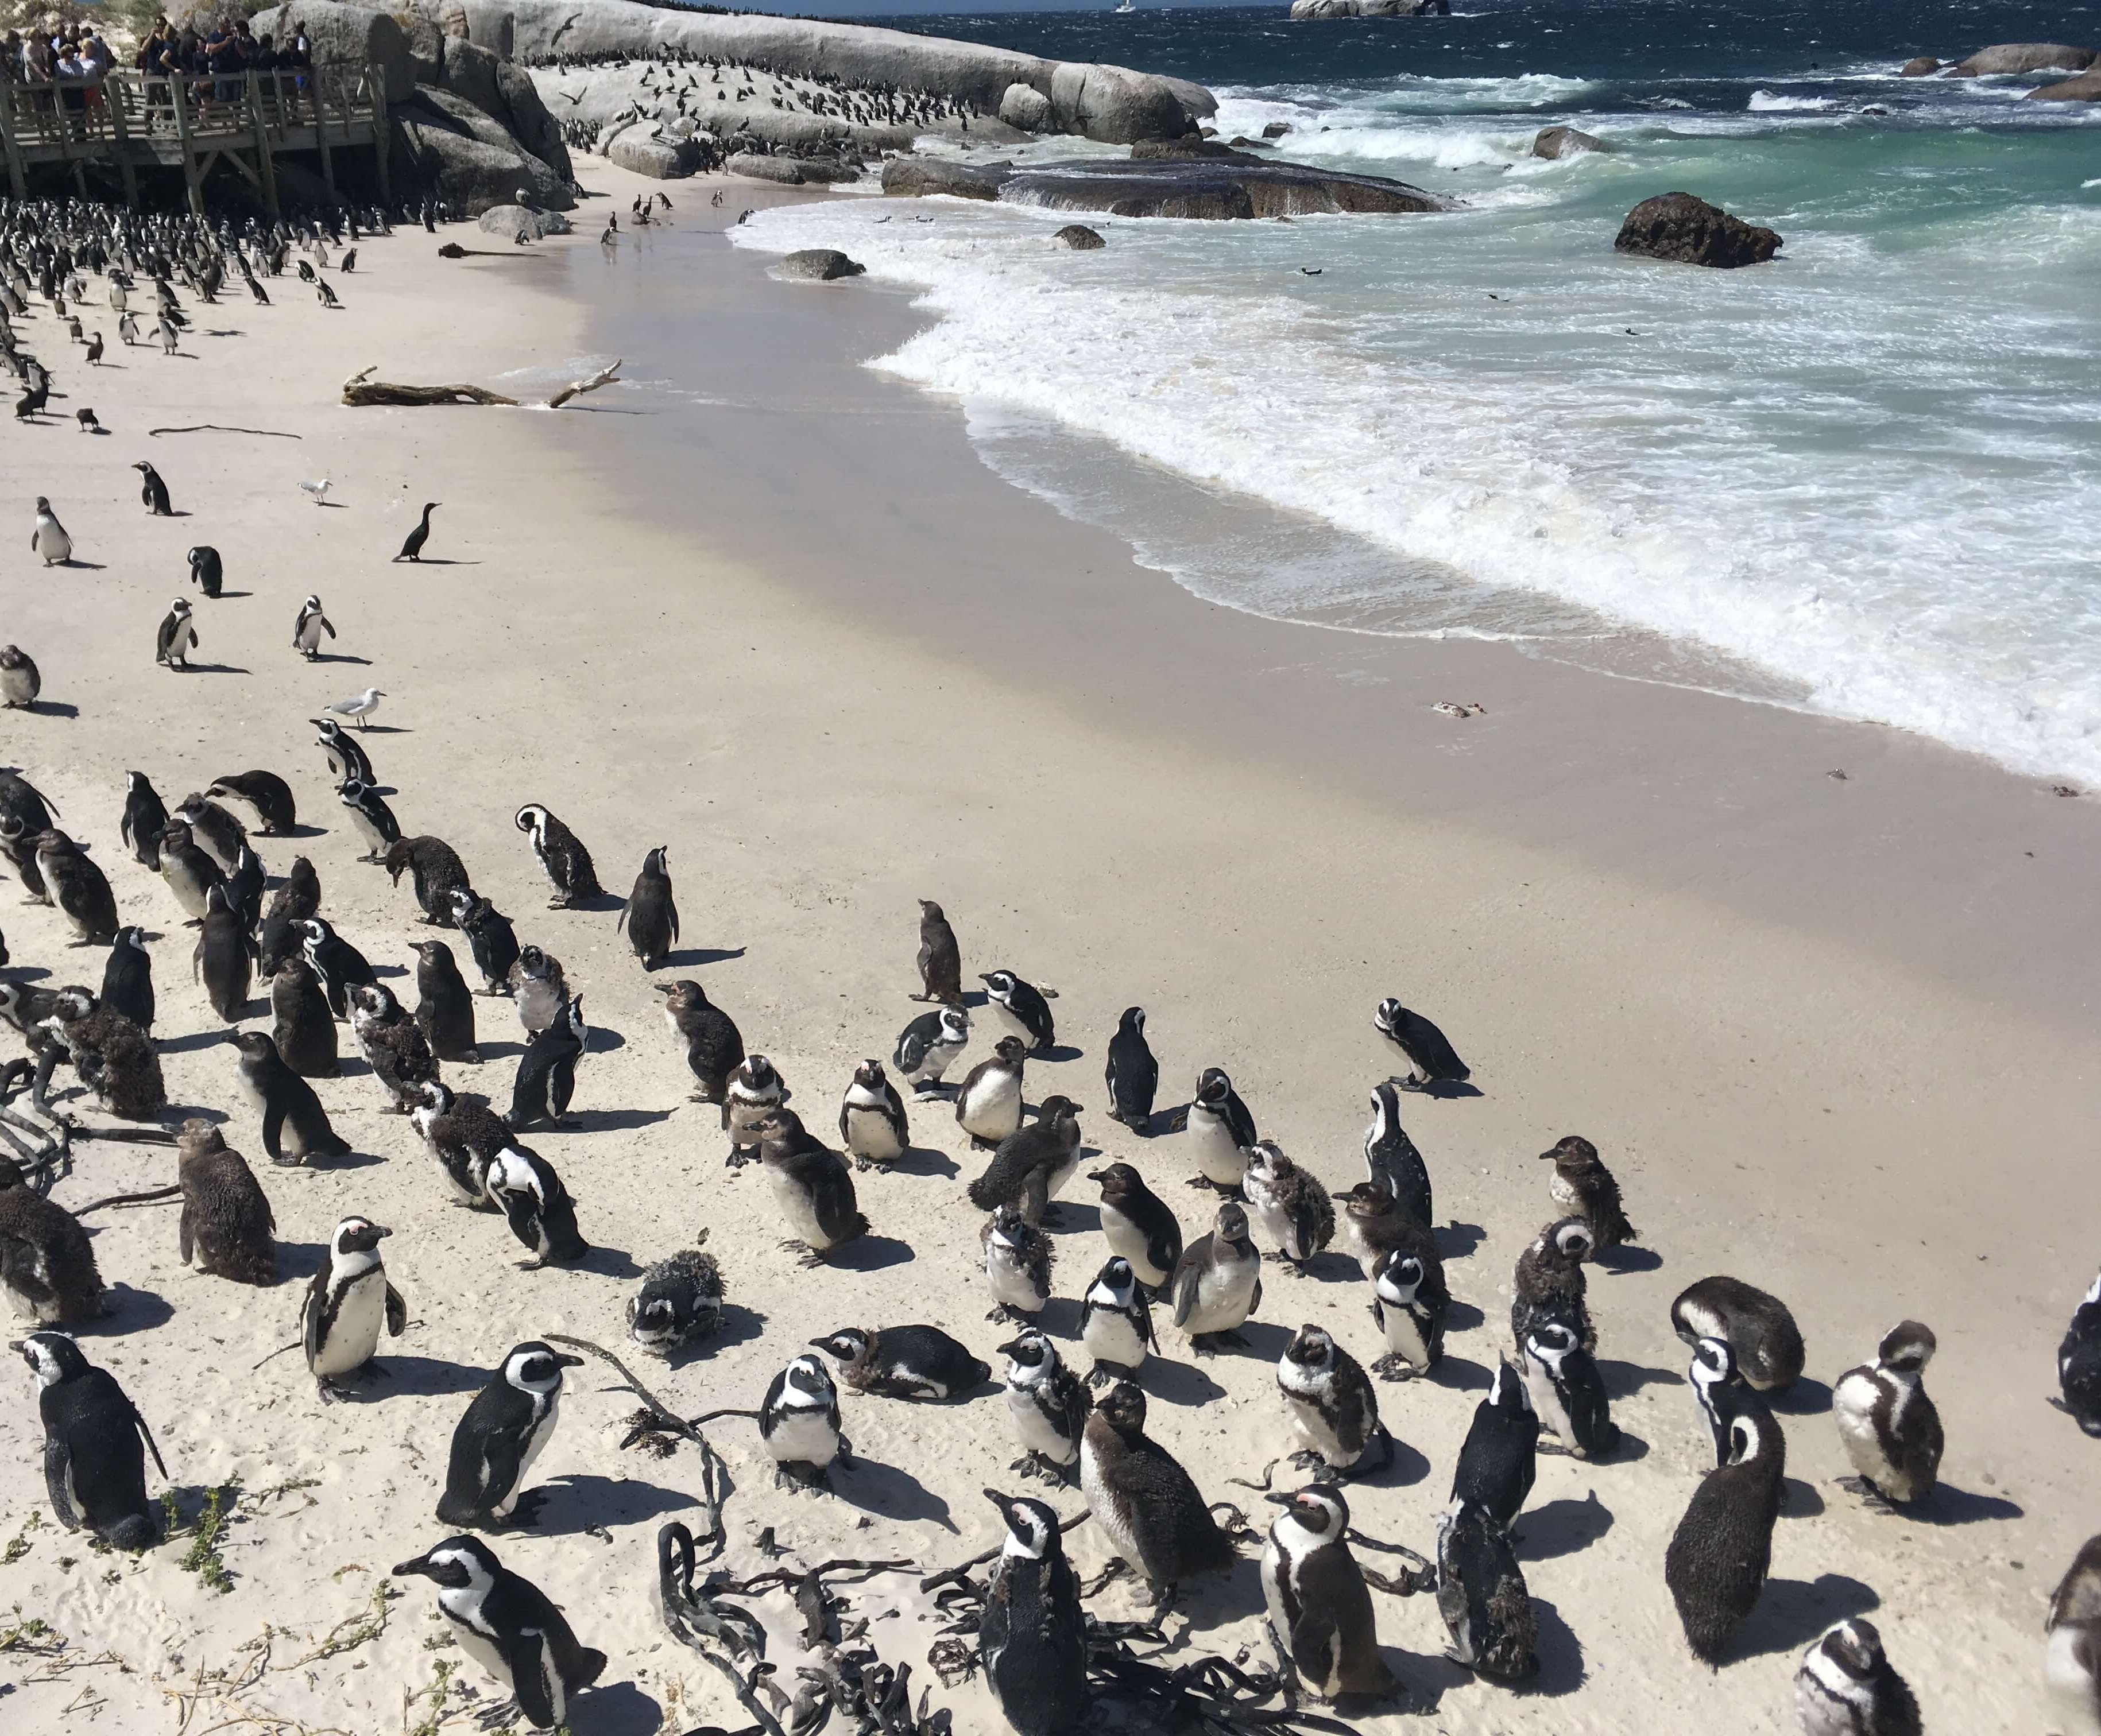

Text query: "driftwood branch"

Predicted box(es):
[339, 359, 621, 410]
[148, 424, 303, 439]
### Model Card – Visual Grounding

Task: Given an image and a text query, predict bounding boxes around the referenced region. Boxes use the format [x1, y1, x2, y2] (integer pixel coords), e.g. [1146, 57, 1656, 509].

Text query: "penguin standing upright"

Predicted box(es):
[349, 982, 440, 1113]
[1000, 1326, 1088, 1482]
[314, 716, 374, 785]
[1373, 998, 1470, 1092]
[1671, 1276, 1805, 1393]
[1080, 1256, 1157, 1387]
[36, 830, 118, 945]
[1104, 1005, 1159, 1133]
[508, 995, 586, 1130]
[754, 1108, 865, 1264]
[133, 460, 172, 516]
[1364, 1081, 1433, 1227]
[301, 1216, 406, 1400]
[980, 1490, 1089, 1736]
[980, 968, 1057, 1052]
[1451, 1361, 1537, 1530]
[1522, 1320, 1619, 1460]
[13, 1333, 166, 1549]
[954, 1035, 1027, 1148]
[658, 979, 743, 1102]
[1435, 1498, 1537, 1680]
[1080, 1381, 1236, 1617]
[982, 1203, 1054, 1323]
[1794, 1618, 1922, 1736]
[2046, 1535, 2101, 1736]
[413, 940, 480, 1063]
[1241, 1141, 1336, 1268]
[758, 1353, 844, 1488]
[1665, 1408, 1786, 1664]
[408, 1082, 509, 1207]
[174, 792, 247, 873]
[392, 1539, 606, 1731]
[1687, 1335, 1766, 1469]
[0, 645, 37, 709]
[808, 1324, 989, 1400]
[506, 945, 565, 1034]
[721, 1053, 788, 1168]
[32, 497, 72, 565]
[101, 926, 155, 1033]
[1538, 1135, 1636, 1250]
[187, 545, 223, 598]
[1511, 1218, 1596, 1354]
[1278, 1324, 1388, 1476]
[235, 1030, 351, 1164]
[1832, 1320, 1943, 1507]
[893, 1003, 969, 1098]
[436, 1342, 585, 1527]
[292, 595, 335, 659]
[838, 1057, 909, 1169]
[158, 822, 222, 923]
[513, 805, 601, 907]
[1262, 1484, 1396, 1701]
[156, 598, 198, 669]
[1369, 1247, 1448, 1381]
[913, 898, 962, 1003]
[120, 771, 168, 870]
[41, 989, 165, 1121]
[1089, 1162, 1183, 1293]
[618, 846, 679, 968]
[193, 882, 254, 1021]
[258, 858, 321, 976]
[1169, 1200, 1263, 1354]
[0, 1162, 106, 1322]
[453, 890, 522, 994]
[176, 1119, 276, 1285]
[270, 958, 338, 1077]
[2060, 1269, 2101, 1437]
[1185, 1065, 1256, 1192]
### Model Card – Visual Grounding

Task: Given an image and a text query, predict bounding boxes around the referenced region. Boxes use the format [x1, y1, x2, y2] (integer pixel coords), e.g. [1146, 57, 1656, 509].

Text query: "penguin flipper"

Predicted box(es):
[1251, 1274, 1264, 1315]
[132, 1406, 169, 1480]
[1287, 1610, 1340, 1694]
[43, 1437, 87, 1530]
[1170, 1258, 1201, 1331]
[505, 1632, 559, 1729]
[260, 1100, 287, 1164]
[666, 896, 679, 947]
[385, 1282, 407, 1337]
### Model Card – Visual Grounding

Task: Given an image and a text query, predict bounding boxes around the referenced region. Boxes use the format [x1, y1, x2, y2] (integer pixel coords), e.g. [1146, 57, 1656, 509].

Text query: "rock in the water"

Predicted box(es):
[1053, 224, 1105, 249]
[2029, 68, 2101, 99]
[1613, 192, 1780, 268]
[1899, 56, 1942, 76]
[478, 202, 571, 241]
[605, 126, 698, 180]
[1000, 82, 1053, 133]
[880, 156, 1013, 200]
[1949, 42, 2096, 76]
[1291, 0, 1448, 15]
[1532, 125, 1608, 159]
[1262, 121, 1293, 138]
[779, 250, 866, 282]
[725, 153, 806, 185]
[1005, 157, 1452, 220]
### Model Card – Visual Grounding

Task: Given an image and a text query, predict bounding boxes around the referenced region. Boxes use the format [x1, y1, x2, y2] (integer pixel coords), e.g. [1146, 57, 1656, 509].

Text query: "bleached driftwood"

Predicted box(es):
[339, 359, 622, 410]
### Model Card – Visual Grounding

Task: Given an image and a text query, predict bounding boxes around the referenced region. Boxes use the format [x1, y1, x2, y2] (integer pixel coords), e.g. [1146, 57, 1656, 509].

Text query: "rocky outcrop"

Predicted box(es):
[604, 125, 701, 179]
[1614, 192, 1780, 268]
[2028, 68, 2101, 99]
[1262, 121, 1293, 138]
[725, 153, 810, 185]
[779, 250, 865, 281]
[1004, 157, 1452, 219]
[434, 37, 571, 180]
[1000, 82, 1053, 133]
[478, 202, 570, 240]
[251, 3, 413, 99]
[1532, 125, 1608, 158]
[1898, 56, 1941, 76]
[1948, 42, 2096, 76]
[880, 156, 1011, 200]
[1053, 224, 1105, 249]
[1291, 0, 1449, 16]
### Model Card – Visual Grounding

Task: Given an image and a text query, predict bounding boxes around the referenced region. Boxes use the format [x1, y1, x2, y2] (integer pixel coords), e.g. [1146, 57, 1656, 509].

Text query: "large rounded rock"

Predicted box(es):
[1049, 63, 1194, 145]
[1614, 192, 1781, 268]
[2029, 68, 2101, 99]
[392, 86, 572, 214]
[779, 250, 866, 281]
[999, 82, 1053, 133]
[1532, 125, 1608, 159]
[880, 156, 1012, 200]
[724, 153, 806, 185]
[1950, 42, 2096, 75]
[250, 4, 414, 101]
[1898, 56, 1941, 76]
[1005, 158, 1450, 220]
[478, 203, 571, 240]
[1053, 223, 1104, 249]
[605, 127, 698, 179]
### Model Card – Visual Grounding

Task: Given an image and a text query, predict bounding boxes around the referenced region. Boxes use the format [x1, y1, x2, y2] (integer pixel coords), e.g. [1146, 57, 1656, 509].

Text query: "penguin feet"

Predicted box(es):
[1009, 1452, 1066, 1487]
[473, 1699, 524, 1731]
[1086, 1363, 1125, 1390]
[1371, 1354, 1423, 1383]
[1287, 1449, 1331, 1474]
[986, 1304, 1028, 1326]
[1837, 1475, 1900, 1513]
[724, 1148, 756, 1170]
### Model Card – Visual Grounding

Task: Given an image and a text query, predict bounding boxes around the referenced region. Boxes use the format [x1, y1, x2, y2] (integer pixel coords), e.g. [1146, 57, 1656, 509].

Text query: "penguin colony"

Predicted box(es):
[0, 189, 2085, 1736]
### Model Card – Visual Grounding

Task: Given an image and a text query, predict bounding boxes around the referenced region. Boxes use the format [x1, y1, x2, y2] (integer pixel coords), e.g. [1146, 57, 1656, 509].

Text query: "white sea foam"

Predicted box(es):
[1748, 90, 1840, 111]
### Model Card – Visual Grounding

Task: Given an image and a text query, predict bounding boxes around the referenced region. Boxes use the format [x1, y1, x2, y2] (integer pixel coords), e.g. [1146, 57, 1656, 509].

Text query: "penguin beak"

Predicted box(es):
[995, 1337, 1024, 1358]
[1263, 1490, 1296, 1507]
[982, 1488, 1022, 1528]
[1086, 1169, 1108, 1184]
[555, 1354, 585, 1369]
[391, 1552, 436, 1579]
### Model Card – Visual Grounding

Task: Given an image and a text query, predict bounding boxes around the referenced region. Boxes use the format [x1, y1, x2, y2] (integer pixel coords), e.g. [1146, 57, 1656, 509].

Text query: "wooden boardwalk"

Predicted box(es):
[0, 64, 388, 215]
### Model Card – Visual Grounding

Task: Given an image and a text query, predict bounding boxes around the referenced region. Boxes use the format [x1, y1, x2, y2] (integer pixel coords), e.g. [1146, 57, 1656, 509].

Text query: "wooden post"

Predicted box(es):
[246, 72, 277, 218]
[369, 61, 390, 205]
[0, 86, 29, 202]
[107, 75, 139, 209]
[315, 68, 336, 199]
[171, 72, 202, 216]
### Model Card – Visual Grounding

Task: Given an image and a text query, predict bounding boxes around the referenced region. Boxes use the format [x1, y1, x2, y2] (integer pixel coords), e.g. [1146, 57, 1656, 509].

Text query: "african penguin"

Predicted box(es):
[507, 994, 587, 1130]
[982, 1203, 1054, 1323]
[301, 1216, 407, 1401]
[1435, 1498, 1537, 1680]
[2061, 1268, 2101, 1437]
[1170, 1201, 1263, 1354]
[914, 898, 962, 1003]
[759, 1353, 844, 1489]
[1079, 1256, 1157, 1387]
[155, 597, 198, 669]
[1373, 998, 1471, 1092]
[454, 890, 523, 995]
[36, 831, 118, 946]
[336, 778, 401, 864]
[658, 979, 744, 1102]
[618, 846, 679, 968]
[838, 1057, 909, 1169]
[513, 805, 601, 907]
[270, 958, 338, 1078]
[1089, 1161, 1182, 1293]
[192, 882, 253, 1021]
[0, 645, 36, 710]
[1080, 1380, 1236, 1617]
[1671, 1275, 1805, 1392]
[119, 771, 168, 870]
[206, 770, 296, 836]
[436, 1342, 585, 1527]
[1795, 1617, 1922, 1736]
[13, 1332, 167, 1548]
[156, 822, 224, 924]
[292, 595, 334, 658]
[1278, 1323, 1388, 1476]
[504, 944, 564, 1034]
[981, 1489, 1088, 1736]
[1001, 1326, 1089, 1483]
[100, 927, 155, 1034]
[1538, 1134, 1636, 1250]
[1364, 1080, 1433, 1227]
[980, 968, 1057, 1052]
[485, 1146, 589, 1268]
[296, 916, 377, 1018]
[234, 1030, 351, 1165]
[954, 1035, 1027, 1149]
[1104, 1005, 1159, 1133]
[1185, 1065, 1256, 1191]
[1450, 1360, 1537, 1531]
[1665, 1407, 1786, 1664]
[754, 1108, 866, 1264]
[41, 989, 165, 1121]
[1242, 1141, 1336, 1268]
[1522, 1319, 1619, 1460]
[313, 715, 374, 785]
[186, 544, 222, 597]
[348, 981, 441, 1114]
[412, 940, 480, 1063]
[176, 1120, 275, 1286]
[411, 1082, 513, 1208]
[0, 1162, 106, 1322]
[134, 460, 172, 516]
[628, 1243, 726, 1357]
[2047, 1534, 2101, 1736]
[969, 1095, 1085, 1223]
[1369, 1247, 1448, 1380]
[893, 1003, 969, 1097]
[1262, 1483, 1396, 1700]
[810, 1324, 989, 1400]
[1832, 1320, 1943, 1507]
[1688, 1334, 1766, 1469]
[258, 857, 320, 976]
[1511, 1217, 1596, 1355]
[382, 836, 470, 927]
[722, 1053, 788, 1168]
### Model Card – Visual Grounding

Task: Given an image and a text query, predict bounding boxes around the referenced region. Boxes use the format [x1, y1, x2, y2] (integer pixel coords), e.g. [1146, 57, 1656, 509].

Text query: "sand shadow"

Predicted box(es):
[531, 1472, 692, 1536]
[162, 1099, 230, 1125]
[1730, 1573, 1878, 1661]
[1781, 1478, 1826, 1518]
[575, 1244, 645, 1281]
[396, 558, 481, 567]
[1597, 1359, 1679, 1400]
[1518, 1596, 1585, 1696]
[825, 1233, 913, 1273]
[276, 1239, 330, 1280]
[1231, 1320, 1295, 1363]
[1430, 1354, 1496, 1393]
[1032, 1044, 1084, 1064]
[835, 1454, 955, 1531]
[158, 1028, 230, 1055]
[25, 701, 79, 718]
[571, 1681, 661, 1736]
[1040, 1198, 1098, 1235]
[1907, 1482, 2023, 1526]
[173, 662, 251, 676]
[1514, 1491, 1612, 1561]
[571, 1107, 672, 1133]
[879, 1146, 958, 1179]
[1434, 1221, 1487, 1261]
[1769, 1377, 1833, 1417]
[308, 652, 372, 665]
[370, 1354, 486, 1400]
[1443, 1299, 1487, 1334]
[1137, 1355, 1225, 1407]
[76, 1283, 175, 1334]
[470, 1039, 525, 1061]
[3, 966, 51, 982]
[662, 946, 746, 970]
[1596, 1245, 1663, 1274]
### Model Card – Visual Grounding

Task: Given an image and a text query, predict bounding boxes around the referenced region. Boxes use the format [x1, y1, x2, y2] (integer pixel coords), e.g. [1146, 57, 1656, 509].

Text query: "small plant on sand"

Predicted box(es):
[172, 1483, 239, 1594]
[403, 1653, 457, 1736]
[2, 1510, 41, 1565]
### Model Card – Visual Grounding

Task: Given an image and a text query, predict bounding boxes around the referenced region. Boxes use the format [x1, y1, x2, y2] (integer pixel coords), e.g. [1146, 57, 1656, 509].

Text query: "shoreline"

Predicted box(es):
[0, 156, 2091, 1736]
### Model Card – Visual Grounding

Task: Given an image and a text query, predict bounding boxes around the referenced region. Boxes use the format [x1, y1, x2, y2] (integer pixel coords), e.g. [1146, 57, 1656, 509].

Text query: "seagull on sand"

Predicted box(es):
[300, 478, 332, 506]
[326, 688, 385, 729]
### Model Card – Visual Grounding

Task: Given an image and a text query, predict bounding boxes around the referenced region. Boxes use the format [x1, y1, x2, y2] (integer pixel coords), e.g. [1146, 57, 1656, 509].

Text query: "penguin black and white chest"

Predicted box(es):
[1664, 1408, 1786, 1664]
[171, 794, 246, 877]
[269, 957, 336, 1077]
[982, 1203, 1054, 1322]
[1104, 1005, 1158, 1133]
[981, 1490, 1088, 1736]
[618, 845, 679, 968]
[1079, 1256, 1156, 1385]
[134, 460, 171, 516]
[187, 544, 222, 596]
[392, 1538, 606, 1730]
[1185, 1065, 1256, 1190]
[1537, 1134, 1636, 1250]
[658, 978, 744, 1103]
[755, 1109, 866, 1262]
[1373, 997, 1470, 1091]
[1511, 1217, 1596, 1355]
[193, 882, 252, 1021]
[838, 1057, 908, 1168]
[979, 968, 1057, 1052]
[313, 716, 374, 785]
[1170, 1202, 1263, 1351]
[1364, 1081, 1433, 1227]
[1369, 1247, 1448, 1380]
[969, 1096, 1085, 1221]
[760, 1353, 844, 1483]
[15, 1332, 166, 1549]
[955, 1036, 1027, 1148]
[1452, 1360, 1537, 1529]
[1088, 1161, 1182, 1292]
[349, 981, 440, 1112]
[297, 917, 376, 1018]
[413, 940, 479, 1063]
[437, 1341, 585, 1526]
[508, 994, 586, 1130]
[337, 779, 400, 862]
[1278, 1323, 1386, 1474]
[301, 1216, 406, 1400]
[2047, 1535, 2101, 1736]
[1242, 1141, 1335, 1266]
[1832, 1320, 1942, 1506]
[1435, 1498, 1537, 1680]
[513, 804, 601, 907]
[628, 1244, 726, 1357]
[101, 926, 155, 1034]
[504, 944, 566, 1034]
[893, 1003, 968, 1096]
[121, 771, 168, 870]
[1687, 1335, 1766, 1469]
[1079, 1381, 1235, 1610]
[412, 1082, 512, 1206]
[36, 829, 118, 945]
[292, 595, 334, 659]
[1521, 1320, 1618, 1460]
[1671, 1274, 1805, 1393]
[485, 1145, 588, 1266]
[2061, 1269, 2101, 1438]
[810, 1324, 989, 1400]
[1262, 1485, 1395, 1700]
[1000, 1326, 1089, 1477]
[722, 1052, 788, 1166]
[207, 770, 296, 837]
[0, 1162, 105, 1323]
[1794, 1617, 1922, 1736]
[453, 890, 522, 995]
[155, 598, 198, 668]
[914, 898, 962, 1003]
[234, 1030, 350, 1164]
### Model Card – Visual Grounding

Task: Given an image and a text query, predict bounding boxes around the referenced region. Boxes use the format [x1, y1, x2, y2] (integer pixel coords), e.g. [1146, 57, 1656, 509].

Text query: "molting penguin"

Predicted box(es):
[1795, 1618, 1922, 1736]
[41, 989, 165, 1121]
[981, 1489, 1089, 1736]
[618, 846, 679, 969]
[1364, 1080, 1433, 1227]
[1665, 1407, 1786, 1664]
[176, 1120, 275, 1285]
[1089, 1161, 1182, 1294]
[2060, 1269, 2101, 1438]
[1671, 1275, 1805, 1393]
[413, 940, 480, 1063]
[969, 1095, 1085, 1223]
[759, 1353, 845, 1489]
[1435, 1498, 1537, 1680]
[1369, 1247, 1448, 1381]
[505, 943, 564, 1032]
[983, 1202, 1054, 1323]
[235, 1030, 351, 1164]
[485, 1146, 589, 1268]
[186, 544, 222, 597]
[1522, 1319, 1618, 1460]
[120, 771, 168, 870]
[894, 1003, 969, 1098]
[1242, 1141, 1336, 1269]
[13, 1332, 166, 1548]
[1080, 1255, 1157, 1388]
[100, 926, 155, 1034]
[270, 957, 338, 1076]
[628, 1243, 726, 1357]
[1832, 1320, 1943, 1507]
[954, 1035, 1027, 1149]
[658, 979, 744, 1103]
[1000, 1325, 1088, 1482]
[838, 1057, 909, 1169]
[349, 981, 440, 1113]
[338, 778, 400, 862]
[0, 1162, 106, 1322]
[392, 1538, 606, 1731]
[192, 882, 253, 1021]
[1278, 1323, 1389, 1477]
[754, 1107, 866, 1264]
[1372, 998, 1471, 1092]
[513, 804, 601, 907]
[1511, 1217, 1596, 1355]
[980, 968, 1058, 1052]
[1538, 1135, 1636, 1250]
[0, 645, 37, 710]
[2046, 1534, 2101, 1736]
[914, 898, 962, 1003]
[722, 1052, 788, 1168]
[508, 995, 586, 1130]
[301, 1216, 406, 1401]
[411, 1082, 513, 1208]
[1170, 1201, 1263, 1355]
[810, 1324, 989, 1400]
[1080, 1380, 1236, 1617]
[36, 829, 118, 945]
[1185, 1065, 1256, 1192]
[436, 1342, 585, 1527]
[292, 594, 334, 659]
[155, 597, 198, 669]
[1262, 1484, 1396, 1701]
[206, 770, 296, 836]
[453, 889, 522, 995]
[1451, 1360, 1537, 1531]
[174, 792, 247, 874]
[1104, 1005, 1159, 1134]
[383, 836, 470, 927]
